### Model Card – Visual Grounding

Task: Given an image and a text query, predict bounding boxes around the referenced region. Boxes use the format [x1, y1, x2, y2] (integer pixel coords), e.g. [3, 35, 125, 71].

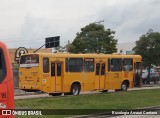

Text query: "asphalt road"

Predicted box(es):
[14, 85, 160, 100]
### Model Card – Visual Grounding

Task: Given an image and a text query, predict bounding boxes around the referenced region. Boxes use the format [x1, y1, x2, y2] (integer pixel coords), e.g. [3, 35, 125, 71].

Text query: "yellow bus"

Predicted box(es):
[19, 53, 142, 95]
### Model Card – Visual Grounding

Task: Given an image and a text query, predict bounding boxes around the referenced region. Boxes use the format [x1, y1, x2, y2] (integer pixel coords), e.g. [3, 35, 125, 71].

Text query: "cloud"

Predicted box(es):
[97, 0, 160, 43]
[0, 0, 160, 48]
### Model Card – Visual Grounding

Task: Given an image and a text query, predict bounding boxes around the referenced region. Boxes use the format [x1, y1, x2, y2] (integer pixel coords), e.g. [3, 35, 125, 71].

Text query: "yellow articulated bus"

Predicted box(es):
[19, 53, 142, 95]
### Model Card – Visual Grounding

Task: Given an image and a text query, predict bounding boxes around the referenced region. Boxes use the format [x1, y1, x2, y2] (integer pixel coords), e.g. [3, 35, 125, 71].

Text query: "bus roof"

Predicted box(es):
[21, 53, 142, 59]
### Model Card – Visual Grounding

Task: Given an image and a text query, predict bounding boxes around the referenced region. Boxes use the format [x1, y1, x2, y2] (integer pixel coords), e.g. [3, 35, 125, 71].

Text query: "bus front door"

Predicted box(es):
[95, 62, 106, 90]
[51, 62, 62, 92]
[134, 62, 142, 87]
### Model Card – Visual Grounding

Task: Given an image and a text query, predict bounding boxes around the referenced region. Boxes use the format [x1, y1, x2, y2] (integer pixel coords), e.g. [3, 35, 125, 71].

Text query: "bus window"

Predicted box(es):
[20, 54, 39, 67]
[108, 59, 110, 72]
[96, 63, 105, 75]
[96, 63, 100, 75]
[65, 58, 69, 72]
[136, 62, 142, 75]
[0, 49, 6, 83]
[51, 63, 55, 76]
[111, 59, 122, 72]
[69, 58, 83, 72]
[84, 58, 94, 72]
[43, 57, 49, 73]
[123, 59, 133, 71]
[57, 63, 61, 76]
[101, 63, 105, 75]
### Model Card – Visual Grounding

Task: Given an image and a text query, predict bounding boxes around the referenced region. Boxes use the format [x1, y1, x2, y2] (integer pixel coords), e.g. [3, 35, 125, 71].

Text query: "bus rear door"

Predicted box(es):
[95, 61, 106, 90]
[50, 61, 63, 92]
[134, 62, 142, 87]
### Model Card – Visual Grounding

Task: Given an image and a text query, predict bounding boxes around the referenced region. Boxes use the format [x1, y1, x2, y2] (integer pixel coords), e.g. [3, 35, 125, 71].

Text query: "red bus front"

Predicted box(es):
[0, 41, 14, 117]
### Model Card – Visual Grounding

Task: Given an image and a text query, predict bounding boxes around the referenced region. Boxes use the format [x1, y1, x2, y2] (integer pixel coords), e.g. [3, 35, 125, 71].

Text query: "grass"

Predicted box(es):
[15, 89, 160, 118]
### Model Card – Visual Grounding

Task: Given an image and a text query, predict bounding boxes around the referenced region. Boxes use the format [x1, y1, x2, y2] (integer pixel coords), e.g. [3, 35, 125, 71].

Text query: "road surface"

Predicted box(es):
[15, 85, 160, 100]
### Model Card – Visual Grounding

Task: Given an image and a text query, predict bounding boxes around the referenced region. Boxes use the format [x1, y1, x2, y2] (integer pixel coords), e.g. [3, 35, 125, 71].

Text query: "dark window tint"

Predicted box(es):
[57, 63, 61, 76]
[43, 58, 49, 73]
[108, 59, 110, 71]
[20, 54, 39, 64]
[65, 58, 68, 72]
[135, 62, 142, 75]
[101, 63, 105, 75]
[0, 49, 6, 84]
[123, 59, 133, 71]
[69, 58, 83, 72]
[111, 59, 122, 72]
[84, 58, 94, 72]
[96, 63, 100, 75]
[51, 63, 55, 76]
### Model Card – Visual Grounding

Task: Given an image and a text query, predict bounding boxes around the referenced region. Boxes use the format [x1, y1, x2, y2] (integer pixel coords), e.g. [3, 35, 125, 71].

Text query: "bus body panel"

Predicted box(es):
[19, 67, 40, 91]
[19, 54, 41, 92]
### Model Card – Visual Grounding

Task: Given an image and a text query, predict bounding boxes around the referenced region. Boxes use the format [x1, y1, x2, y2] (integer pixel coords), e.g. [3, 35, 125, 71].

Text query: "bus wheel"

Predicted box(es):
[71, 83, 80, 95]
[121, 82, 128, 91]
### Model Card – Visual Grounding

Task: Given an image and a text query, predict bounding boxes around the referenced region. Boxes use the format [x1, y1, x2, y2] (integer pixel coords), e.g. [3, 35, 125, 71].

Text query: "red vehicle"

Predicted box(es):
[0, 41, 14, 117]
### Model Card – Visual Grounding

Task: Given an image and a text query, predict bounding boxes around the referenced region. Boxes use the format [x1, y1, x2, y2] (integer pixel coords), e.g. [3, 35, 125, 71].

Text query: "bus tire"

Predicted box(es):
[121, 82, 128, 91]
[70, 83, 80, 95]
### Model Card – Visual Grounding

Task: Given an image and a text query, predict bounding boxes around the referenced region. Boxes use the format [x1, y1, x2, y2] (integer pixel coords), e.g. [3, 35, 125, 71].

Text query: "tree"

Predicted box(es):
[68, 23, 117, 54]
[133, 30, 160, 81]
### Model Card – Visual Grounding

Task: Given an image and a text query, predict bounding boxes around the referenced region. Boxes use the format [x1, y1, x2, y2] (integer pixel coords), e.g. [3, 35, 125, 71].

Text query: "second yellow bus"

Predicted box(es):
[19, 53, 142, 95]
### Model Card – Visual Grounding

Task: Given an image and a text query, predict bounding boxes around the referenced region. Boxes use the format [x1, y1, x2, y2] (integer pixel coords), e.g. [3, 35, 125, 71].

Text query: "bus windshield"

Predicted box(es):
[20, 54, 39, 67]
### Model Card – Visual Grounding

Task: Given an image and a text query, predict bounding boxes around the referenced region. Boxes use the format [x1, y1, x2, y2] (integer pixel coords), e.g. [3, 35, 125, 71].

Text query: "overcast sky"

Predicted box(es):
[0, 0, 160, 48]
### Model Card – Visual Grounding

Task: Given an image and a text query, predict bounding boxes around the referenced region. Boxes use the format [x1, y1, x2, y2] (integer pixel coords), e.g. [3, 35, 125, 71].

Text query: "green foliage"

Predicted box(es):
[15, 89, 160, 111]
[133, 30, 160, 68]
[68, 23, 117, 53]
[12, 63, 19, 70]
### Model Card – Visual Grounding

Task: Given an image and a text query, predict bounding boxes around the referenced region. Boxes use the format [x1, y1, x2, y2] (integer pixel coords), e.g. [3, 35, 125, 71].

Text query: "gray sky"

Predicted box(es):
[0, 0, 160, 48]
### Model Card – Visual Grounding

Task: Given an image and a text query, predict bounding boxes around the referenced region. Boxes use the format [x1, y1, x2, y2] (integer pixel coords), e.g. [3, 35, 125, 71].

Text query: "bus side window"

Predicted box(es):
[96, 63, 100, 75]
[69, 58, 83, 72]
[123, 59, 133, 71]
[0, 49, 6, 84]
[43, 57, 49, 73]
[57, 63, 61, 76]
[108, 59, 110, 72]
[51, 63, 55, 76]
[101, 63, 105, 75]
[84, 58, 94, 72]
[65, 58, 68, 72]
[111, 58, 122, 72]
